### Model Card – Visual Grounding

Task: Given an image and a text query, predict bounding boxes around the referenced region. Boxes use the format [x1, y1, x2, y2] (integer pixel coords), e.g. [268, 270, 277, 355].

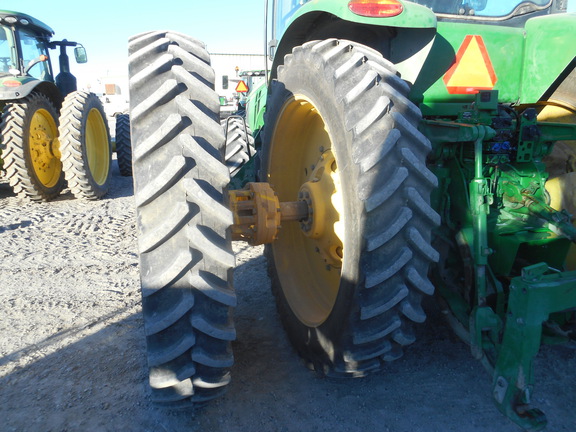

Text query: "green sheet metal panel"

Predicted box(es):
[414, 12, 576, 105]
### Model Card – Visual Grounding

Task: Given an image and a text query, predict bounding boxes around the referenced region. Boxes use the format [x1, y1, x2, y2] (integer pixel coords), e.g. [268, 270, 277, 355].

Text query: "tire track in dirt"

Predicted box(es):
[0, 162, 575, 432]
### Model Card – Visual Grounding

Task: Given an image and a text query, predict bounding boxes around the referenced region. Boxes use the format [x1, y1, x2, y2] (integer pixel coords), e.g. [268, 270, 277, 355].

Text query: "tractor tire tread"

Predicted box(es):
[265, 39, 439, 377]
[1, 93, 64, 201]
[128, 30, 234, 405]
[115, 113, 132, 176]
[59, 91, 112, 200]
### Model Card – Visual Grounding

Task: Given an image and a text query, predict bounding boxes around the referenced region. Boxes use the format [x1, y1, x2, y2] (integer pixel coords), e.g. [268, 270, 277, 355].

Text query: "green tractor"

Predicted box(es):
[222, 70, 265, 186]
[0, 10, 111, 201]
[127, 1, 576, 429]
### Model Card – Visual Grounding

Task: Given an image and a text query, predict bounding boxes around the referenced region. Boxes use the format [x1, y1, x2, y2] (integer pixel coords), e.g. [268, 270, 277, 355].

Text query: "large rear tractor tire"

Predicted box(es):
[59, 91, 112, 199]
[1, 92, 65, 201]
[262, 39, 440, 376]
[128, 31, 235, 405]
[115, 113, 132, 176]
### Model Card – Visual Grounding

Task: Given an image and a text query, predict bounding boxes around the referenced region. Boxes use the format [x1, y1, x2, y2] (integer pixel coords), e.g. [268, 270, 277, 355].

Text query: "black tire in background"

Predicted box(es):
[115, 113, 132, 176]
[222, 116, 255, 176]
[59, 91, 112, 199]
[128, 30, 235, 405]
[1, 92, 65, 201]
[261, 39, 440, 376]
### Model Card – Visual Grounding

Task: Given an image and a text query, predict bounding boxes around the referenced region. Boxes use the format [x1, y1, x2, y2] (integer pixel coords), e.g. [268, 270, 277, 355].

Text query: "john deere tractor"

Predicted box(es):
[128, 1, 576, 429]
[0, 10, 111, 201]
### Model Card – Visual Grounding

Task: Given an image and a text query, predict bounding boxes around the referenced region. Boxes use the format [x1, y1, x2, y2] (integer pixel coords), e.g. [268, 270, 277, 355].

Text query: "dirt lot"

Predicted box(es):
[1, 161, 575, 432]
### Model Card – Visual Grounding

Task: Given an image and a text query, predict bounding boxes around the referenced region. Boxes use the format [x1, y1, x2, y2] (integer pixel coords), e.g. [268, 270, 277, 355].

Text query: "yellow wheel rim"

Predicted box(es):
[29, 108, 61, 188]
[268, 95, 344, 327]
[85, 108, 110, 185]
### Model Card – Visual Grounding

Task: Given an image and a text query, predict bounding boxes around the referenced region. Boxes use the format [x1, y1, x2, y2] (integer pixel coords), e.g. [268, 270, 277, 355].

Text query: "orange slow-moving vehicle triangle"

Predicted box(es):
[443, 35, 497, 95]
[235, 80, 249, 93]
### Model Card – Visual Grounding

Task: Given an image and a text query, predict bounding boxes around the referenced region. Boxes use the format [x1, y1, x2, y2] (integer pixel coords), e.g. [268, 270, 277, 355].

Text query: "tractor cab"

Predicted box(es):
[0, 10, 87, 100]
[0, 12, 54, 83]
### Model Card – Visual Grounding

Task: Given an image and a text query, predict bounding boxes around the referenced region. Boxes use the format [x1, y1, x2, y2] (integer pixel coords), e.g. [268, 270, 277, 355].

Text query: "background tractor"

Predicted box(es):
[128, 1, 576, 430]
[0, 10, 111, 201]
[221, 69, 265, 187]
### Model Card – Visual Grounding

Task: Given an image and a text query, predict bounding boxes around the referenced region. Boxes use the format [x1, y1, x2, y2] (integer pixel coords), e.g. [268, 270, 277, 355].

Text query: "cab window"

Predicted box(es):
[0, 26, 16, 74]
[18, 28, 52, 80]
[410, 0, 551, 17]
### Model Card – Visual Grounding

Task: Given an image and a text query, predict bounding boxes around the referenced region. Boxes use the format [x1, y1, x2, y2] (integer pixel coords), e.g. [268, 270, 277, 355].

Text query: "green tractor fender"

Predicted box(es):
[411, 12, 576, 107]
[521, 13, 576, 104]
[254, 0, 440, 135]
[269, 0, 438, 85]
[0, 76, 63, 107]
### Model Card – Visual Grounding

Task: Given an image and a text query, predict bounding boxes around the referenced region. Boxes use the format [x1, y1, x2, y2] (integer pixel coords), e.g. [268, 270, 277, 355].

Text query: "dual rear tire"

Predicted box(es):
[128, 34, 438, 404]
[128, 30, 235, 404]
[262, 39, 439, 375]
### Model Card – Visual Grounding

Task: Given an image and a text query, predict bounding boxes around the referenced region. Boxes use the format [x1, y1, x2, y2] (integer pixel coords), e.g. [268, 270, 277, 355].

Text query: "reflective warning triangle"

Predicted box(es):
[443, 35, 497, 95]
[235, 80, 249, 93]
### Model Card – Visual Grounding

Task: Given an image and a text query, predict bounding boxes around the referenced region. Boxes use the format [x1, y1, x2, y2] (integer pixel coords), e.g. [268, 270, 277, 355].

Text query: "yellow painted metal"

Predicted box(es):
[541, 103, 576, 270]
[29, 108, 61, 188]
[230, 182, 282, 245]
[229, 182, 309, 245]
[266, 94, 343, 327]
[298, 150, 343, 267]
[85, 107, 110, 185]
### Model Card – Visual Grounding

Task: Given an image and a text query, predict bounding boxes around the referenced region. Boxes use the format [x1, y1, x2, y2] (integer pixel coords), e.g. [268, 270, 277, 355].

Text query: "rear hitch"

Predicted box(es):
[491, 263, 576, 431]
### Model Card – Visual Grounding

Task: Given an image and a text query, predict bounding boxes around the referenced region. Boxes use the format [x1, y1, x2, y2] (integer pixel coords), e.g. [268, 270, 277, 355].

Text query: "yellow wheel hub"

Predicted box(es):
[298, 150, 343, 268]
[85, 108, 110, 185]
[268, 95, 344, 327]
[29, 108, 61, 188]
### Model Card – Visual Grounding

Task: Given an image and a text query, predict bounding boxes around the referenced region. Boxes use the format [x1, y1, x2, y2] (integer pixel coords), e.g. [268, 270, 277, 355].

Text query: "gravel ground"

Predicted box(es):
[1, 160, 575, 432]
